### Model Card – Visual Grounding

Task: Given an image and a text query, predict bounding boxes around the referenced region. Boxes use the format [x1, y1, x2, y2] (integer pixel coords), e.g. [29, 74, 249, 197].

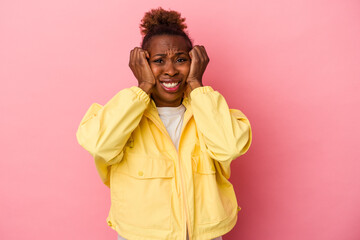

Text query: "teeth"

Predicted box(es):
[162, 82, 179, 88]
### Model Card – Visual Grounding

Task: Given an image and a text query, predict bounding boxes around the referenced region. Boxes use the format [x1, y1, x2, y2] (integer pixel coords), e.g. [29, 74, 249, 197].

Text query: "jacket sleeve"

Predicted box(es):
[190, 86, 252, 176]
[76, 87, 150, 186]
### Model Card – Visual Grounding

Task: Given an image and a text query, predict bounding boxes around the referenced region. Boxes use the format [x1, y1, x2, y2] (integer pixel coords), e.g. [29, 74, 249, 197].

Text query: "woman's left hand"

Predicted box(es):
[186, 45, 210, 90]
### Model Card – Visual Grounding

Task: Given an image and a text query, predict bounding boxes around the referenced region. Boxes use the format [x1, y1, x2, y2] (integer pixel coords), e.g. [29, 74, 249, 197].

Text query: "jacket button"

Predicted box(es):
[138, 171, 144, 176]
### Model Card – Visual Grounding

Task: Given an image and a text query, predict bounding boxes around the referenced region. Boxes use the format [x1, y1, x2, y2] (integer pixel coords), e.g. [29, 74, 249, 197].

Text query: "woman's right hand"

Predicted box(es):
[129, 47, 155, 94]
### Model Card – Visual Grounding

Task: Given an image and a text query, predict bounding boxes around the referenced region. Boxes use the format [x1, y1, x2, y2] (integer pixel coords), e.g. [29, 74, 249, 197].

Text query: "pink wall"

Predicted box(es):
[1, 0, 359, 239]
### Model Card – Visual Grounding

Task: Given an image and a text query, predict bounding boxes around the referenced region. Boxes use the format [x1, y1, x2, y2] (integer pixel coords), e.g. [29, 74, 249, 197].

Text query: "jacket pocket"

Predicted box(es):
[110, 152, 174, 230]
[192, 154, 228, 225]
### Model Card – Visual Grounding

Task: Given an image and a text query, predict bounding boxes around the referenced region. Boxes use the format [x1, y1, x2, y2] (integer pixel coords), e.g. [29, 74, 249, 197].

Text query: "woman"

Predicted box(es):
[76, 7, 252, 240]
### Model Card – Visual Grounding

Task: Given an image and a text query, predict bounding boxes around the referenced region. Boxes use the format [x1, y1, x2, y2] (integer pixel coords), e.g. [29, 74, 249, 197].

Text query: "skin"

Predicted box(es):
[129, 35, 210, 107]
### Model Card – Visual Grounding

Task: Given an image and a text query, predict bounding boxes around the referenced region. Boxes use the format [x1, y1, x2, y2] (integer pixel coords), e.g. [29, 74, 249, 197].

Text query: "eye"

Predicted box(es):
[153, 59, 163, 63]
[177, 58, 187, 63]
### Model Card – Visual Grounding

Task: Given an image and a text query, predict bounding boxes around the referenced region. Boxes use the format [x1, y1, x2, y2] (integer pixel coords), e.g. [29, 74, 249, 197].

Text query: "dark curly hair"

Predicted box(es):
[140, 7, 193, 50]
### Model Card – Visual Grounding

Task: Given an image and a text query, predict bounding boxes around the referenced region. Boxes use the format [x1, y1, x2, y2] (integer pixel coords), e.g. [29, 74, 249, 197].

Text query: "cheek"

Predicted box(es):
[149, 65, 161, 78]
[180, 64, 190, 76]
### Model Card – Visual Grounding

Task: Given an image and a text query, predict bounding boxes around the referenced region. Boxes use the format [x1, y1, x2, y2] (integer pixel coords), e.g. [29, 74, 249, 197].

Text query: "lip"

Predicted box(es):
[159, 79, 182, 92]
[160, 78, 181, 83]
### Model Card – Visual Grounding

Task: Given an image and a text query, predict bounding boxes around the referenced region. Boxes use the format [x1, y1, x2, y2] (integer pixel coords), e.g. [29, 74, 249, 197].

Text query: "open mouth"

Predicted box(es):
[160, 81, 181, 92]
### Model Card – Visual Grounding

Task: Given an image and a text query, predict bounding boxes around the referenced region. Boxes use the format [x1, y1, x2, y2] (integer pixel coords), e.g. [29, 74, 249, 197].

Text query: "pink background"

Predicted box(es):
[1, 0, 359, 239]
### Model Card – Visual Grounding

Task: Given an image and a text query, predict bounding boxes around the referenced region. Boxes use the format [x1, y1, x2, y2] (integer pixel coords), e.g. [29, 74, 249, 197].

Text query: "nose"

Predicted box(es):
[164, 62, 178, 76]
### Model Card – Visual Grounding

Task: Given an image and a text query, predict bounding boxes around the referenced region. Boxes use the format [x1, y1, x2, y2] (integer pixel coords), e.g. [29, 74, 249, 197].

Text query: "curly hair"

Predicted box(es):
[140, 7, 193, 50]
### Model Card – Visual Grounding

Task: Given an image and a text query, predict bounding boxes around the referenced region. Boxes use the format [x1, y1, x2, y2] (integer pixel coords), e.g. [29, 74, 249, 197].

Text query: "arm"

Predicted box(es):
[76, 87, 150, 186]
[186, 46, 251, 166]
[77, 47, 155, 186]
[190, 86, 252, 177]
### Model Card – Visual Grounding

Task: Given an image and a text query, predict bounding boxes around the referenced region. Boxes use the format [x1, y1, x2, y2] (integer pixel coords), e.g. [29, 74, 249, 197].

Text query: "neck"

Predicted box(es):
[151, 96, 183, 107]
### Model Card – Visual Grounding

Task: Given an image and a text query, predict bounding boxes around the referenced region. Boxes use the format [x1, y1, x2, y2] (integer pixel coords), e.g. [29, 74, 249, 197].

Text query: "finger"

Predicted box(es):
[129, 49, 135, 67]
[144, 50, 150, 60]
[135, 48, 141, 64]
[198, 45, 208, 58]
[194, 46, 205, 63]
[140, 49, 148, 60]
[139, 50, 146, 61]
[133, 47, 139, 57]
[188, 50, 197, 74]
[190, 47, 200, 62]
[139, 50, 150, 68]
[196, 45, 209, 63]
[189, 48, 194, 60]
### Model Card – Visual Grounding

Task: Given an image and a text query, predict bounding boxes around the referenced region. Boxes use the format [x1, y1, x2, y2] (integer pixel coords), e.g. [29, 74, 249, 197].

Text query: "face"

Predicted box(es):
[147, 35, 191, 107]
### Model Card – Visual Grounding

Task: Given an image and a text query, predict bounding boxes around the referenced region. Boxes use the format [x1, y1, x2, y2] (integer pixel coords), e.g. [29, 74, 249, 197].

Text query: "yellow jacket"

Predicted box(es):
[76, 86, 252, 240]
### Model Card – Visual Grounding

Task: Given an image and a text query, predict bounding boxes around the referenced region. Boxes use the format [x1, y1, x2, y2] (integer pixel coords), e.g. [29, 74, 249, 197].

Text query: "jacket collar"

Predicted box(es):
[144, 95, 193, 126]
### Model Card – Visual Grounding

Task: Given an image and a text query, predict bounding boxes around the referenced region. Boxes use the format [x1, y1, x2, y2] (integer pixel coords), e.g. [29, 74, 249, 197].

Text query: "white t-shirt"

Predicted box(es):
[157, 104, 186, 150]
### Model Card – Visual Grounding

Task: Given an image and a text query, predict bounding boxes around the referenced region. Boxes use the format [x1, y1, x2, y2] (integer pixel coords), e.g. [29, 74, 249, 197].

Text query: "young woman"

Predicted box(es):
[77, 8, 252, 240]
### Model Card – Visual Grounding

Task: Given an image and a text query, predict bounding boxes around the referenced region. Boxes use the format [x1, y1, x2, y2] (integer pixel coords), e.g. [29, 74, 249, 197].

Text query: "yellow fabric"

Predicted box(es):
[76, 86, 252, 240]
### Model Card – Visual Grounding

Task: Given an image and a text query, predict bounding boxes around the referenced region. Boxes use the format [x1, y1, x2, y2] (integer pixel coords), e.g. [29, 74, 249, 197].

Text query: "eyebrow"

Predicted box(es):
[153, 52, 187, 57]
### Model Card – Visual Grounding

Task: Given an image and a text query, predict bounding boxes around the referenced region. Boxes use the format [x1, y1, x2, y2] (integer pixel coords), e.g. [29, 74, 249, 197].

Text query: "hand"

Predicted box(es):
[186, 45, 210, 90]
[129, 47, 155, 93]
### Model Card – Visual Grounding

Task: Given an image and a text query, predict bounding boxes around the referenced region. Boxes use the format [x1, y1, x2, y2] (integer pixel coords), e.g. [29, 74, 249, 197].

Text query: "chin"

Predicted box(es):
[152, 91, 185, 107]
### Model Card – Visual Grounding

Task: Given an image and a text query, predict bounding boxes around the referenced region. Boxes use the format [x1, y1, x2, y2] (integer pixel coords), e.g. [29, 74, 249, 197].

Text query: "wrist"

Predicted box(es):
[138, 82, 153, 94]
[187, 80, 203, 91]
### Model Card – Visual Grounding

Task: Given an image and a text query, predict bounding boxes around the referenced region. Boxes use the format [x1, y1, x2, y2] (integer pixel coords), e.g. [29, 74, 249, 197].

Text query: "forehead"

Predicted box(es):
[148, 35, 190, 56]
